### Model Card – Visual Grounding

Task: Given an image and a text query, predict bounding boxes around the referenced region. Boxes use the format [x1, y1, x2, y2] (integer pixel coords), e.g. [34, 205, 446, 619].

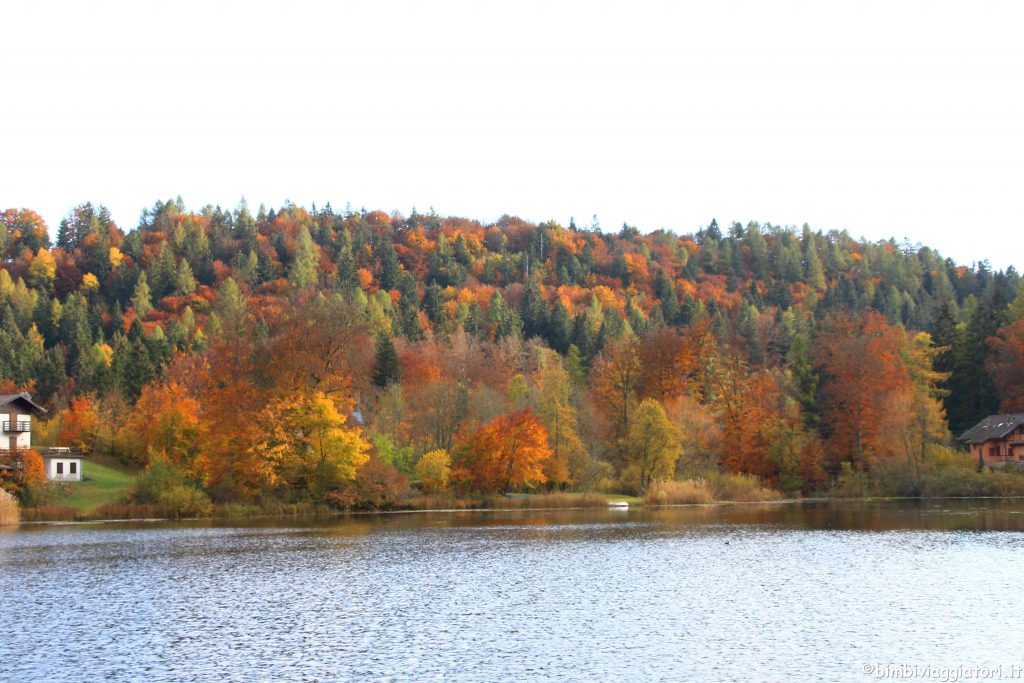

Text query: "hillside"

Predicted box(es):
[2, 199, 1023, 508]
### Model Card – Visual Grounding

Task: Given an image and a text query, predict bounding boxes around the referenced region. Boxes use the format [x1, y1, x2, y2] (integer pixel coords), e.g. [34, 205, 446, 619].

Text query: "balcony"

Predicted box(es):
[2, 420, 30, 433]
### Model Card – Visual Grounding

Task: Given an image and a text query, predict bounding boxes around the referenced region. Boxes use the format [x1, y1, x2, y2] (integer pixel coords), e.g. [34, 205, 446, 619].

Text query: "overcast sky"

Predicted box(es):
[2, 0, 1022, 270]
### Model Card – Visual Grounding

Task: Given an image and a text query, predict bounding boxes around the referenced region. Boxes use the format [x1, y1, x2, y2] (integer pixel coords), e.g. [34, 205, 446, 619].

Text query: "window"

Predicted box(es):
[70, 462, 77, 475]
[56, 462, 64, 475]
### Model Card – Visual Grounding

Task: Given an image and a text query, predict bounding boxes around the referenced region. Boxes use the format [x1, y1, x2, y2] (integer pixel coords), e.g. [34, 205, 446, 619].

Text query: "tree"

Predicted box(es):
[638, 326, 701, 402]
[120, 381, 201, 472]
[415, 449, 451, 494]
[531, 349, 585, 487]
[372, 332, 401, 388]
[27, 248, 56, 292]
[453, 408, 552, 493]
[260, 391, 370, 496]
[815, 312, 911, 470]
[624, 399, 679, 494]
[989, 318, 1024, 413]
[590, 335, 641, 459]
[131, 271, 154, 317]
[59, 395, 101, 453]
[289, 225, 319, 289]
[175, 259, 197, 295]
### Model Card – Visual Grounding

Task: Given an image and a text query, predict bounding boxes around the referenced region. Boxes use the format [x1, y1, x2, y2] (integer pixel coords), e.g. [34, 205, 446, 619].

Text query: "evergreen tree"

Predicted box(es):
[289, 225, 319, 289]
[176, 259, 197, 295]
[372, 333, 401, 388]
[131, 271, 154, 317]
[376, 240, 402, 291]
[422, 282, 444, 325]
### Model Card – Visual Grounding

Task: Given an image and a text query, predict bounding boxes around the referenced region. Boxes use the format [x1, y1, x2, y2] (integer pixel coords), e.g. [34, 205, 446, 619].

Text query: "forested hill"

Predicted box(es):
[2, 199, 1023, 500]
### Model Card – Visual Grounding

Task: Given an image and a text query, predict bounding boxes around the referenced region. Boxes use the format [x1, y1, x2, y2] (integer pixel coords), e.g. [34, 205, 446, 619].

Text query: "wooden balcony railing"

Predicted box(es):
[0, 447, 85, 458]
[2, 420, 30, 433]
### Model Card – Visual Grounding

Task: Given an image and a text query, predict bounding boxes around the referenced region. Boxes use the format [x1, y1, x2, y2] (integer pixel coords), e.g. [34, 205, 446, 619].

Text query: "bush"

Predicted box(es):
[827, 462, 879, 498]
[157, 484, 212, 519]
[825, 446, 1024, 499]
[130, 456, 211, 518]
[327, 458, 408, 510]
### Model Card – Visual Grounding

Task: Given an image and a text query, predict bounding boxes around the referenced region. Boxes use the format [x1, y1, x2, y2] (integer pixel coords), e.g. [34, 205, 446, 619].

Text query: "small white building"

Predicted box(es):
[41, 447, 85, 482]
[0, 393, 85, 482]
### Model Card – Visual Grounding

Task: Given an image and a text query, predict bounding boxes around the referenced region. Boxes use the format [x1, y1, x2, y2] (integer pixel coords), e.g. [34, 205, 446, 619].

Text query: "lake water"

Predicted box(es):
[3, 500, 1024, 682]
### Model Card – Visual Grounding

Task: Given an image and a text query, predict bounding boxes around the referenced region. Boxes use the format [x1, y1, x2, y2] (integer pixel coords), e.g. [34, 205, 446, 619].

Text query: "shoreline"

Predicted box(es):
[11, 493, 1024, 527]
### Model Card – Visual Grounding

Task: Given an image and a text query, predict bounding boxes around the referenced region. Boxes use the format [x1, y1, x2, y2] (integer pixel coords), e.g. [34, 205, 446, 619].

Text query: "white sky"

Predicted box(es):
[2, 0, 1023, 270]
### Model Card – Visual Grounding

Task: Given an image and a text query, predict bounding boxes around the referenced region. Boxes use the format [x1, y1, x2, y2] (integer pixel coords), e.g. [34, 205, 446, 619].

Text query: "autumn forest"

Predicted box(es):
[3, 199, 1024, 513]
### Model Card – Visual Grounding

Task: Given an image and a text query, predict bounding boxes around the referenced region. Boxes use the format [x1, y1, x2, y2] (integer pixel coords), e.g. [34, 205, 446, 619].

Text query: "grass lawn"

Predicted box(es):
[59, 460, 136, 514]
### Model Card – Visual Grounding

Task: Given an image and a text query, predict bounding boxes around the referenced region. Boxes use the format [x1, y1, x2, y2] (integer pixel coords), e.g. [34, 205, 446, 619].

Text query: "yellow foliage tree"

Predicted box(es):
[27, 248, 56, 290]
[121, 382, 202, 473]
[415, 449, 451, 494]
[624, 399, 680, 494]
[257, 391, 370, 496]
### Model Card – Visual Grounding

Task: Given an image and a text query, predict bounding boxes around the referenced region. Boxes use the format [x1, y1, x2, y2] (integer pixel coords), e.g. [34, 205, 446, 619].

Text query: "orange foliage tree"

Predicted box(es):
[453, 408, 553, 493]
[815, 312, 911, 471]
[590, 335, 641, 458]
[989, 318, 1024, 413]
[59, 395, 100, 451]
[120, 381, 201, 473]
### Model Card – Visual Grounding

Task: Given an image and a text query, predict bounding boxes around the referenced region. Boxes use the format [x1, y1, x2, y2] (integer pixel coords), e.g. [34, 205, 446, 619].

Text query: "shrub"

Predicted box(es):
[130, 455, 211, 518]
[327, 458, 408, 510]
[831, 446, 1024, 499]
[827, 462, 879, 498]
[157, 484, 212, 519]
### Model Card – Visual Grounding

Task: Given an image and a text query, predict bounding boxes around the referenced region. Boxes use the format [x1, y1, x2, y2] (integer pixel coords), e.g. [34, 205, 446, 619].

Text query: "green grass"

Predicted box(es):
[59, 460, 137, 514]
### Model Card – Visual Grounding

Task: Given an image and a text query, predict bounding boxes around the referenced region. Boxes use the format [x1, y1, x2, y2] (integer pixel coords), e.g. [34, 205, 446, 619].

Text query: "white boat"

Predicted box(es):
[607, 501, 629, 508]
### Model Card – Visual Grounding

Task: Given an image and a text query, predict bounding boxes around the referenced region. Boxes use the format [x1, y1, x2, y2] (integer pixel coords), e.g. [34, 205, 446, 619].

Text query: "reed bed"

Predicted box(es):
[0, 489, 19, 525]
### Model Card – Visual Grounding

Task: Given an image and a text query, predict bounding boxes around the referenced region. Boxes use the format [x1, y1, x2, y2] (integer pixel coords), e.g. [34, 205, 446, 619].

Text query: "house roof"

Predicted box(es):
[0, 393, 46, 416]
[959, 413, 1024, 444]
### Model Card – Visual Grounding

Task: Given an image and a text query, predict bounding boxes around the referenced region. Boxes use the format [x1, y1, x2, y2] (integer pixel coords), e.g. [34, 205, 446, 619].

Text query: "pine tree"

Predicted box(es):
[131, 271, 154, 317]
[422, 282, 444, 325]
[372, 333, 401, 388]
[289, 225, 319, 289]
[176, 259, 197, 295]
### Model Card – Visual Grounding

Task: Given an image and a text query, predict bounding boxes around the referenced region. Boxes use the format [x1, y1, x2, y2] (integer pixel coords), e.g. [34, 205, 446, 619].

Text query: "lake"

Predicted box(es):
[3, 500, 1024, 682]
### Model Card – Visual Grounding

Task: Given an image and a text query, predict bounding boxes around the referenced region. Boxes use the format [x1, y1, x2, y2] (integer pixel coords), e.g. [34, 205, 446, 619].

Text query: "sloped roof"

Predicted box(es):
[959, 413, 1024, 444]
[0, 393, 46, 416]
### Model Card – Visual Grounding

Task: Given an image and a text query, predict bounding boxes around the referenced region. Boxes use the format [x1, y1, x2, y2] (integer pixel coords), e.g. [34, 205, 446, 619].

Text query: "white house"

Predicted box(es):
[0, 393, 42, 451]
[41, 447, 85, 482]
[0, 393, 84, 482]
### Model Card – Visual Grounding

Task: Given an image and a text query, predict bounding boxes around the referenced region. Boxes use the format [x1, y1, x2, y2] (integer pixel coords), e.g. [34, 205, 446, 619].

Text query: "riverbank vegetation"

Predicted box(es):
[3, 200, 1024, 519]
[0, 489, 18, 524]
